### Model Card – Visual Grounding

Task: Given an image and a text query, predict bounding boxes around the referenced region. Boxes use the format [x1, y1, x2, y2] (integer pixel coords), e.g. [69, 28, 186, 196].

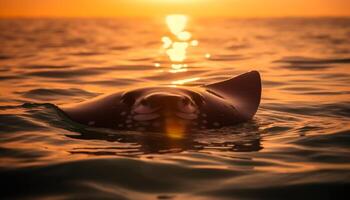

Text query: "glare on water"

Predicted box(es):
[162, 14, 199, 76]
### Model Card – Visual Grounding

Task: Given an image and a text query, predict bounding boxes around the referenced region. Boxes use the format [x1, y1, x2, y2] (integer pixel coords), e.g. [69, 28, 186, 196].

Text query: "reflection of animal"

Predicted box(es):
[59, 71, 261, 134]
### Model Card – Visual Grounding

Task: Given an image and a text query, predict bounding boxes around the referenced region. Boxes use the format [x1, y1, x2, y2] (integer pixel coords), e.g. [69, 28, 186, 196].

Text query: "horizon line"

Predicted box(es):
[1, 15, 349, 19]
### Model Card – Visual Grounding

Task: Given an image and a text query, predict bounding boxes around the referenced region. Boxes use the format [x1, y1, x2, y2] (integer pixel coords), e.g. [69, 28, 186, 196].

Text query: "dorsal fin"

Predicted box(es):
[204, 71, 261, 120]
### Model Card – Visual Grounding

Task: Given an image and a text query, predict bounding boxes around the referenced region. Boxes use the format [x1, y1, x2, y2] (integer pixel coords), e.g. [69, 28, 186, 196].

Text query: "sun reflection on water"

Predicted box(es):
[165, 117, 186, 139]
[166, 14, 187, 35]
[171, 77, 200, 85]
[161, 14, 199, 74]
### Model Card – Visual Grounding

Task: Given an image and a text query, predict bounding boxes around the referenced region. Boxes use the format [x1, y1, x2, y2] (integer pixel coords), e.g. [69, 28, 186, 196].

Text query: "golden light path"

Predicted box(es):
[161, 14, 199, 73]
[171, 77, 201, 85]
[160, 14, 202, 138]
[165, 117, 187, 139]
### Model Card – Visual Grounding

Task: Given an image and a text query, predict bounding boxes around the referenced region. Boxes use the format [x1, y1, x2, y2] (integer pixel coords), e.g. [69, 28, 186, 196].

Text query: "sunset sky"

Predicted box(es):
[0, 0, 349, 18]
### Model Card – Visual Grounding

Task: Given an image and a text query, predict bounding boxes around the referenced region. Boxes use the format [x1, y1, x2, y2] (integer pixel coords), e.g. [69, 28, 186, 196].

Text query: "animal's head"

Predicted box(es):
[121, 87, 204, 123]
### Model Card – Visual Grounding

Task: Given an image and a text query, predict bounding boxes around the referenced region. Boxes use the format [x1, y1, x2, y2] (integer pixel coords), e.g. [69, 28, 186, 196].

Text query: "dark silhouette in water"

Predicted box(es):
[59, 71, 261, 132]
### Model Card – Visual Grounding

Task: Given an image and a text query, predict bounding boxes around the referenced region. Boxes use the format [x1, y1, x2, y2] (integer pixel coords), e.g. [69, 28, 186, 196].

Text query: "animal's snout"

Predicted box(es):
[132, 92, 198, 121]
[143, 93, 197, 113]
[143, 93, 186, 108]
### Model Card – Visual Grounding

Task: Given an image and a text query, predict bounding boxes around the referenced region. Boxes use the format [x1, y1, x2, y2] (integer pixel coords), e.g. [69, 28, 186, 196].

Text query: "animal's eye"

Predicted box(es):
[140, 99, 148, 106]
[120, 92, 135, 106]
[191, 93, 205, 106]
[182, 98, 190, 105]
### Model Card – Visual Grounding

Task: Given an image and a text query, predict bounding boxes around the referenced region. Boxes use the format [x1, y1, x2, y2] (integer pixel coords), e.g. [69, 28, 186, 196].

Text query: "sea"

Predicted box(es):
[0, 17, 350, 199]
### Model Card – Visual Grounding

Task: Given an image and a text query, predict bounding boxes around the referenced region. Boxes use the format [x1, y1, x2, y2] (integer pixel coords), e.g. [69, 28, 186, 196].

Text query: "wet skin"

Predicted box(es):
[59, 71, 261, 133]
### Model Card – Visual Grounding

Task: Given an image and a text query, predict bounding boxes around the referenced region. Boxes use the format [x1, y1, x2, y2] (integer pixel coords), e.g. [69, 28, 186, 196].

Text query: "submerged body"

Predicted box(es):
[59, 71, 261, 132]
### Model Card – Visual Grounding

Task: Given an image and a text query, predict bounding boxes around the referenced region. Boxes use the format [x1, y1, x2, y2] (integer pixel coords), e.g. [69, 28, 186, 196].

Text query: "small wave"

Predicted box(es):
[262, 102, 350, 118]
[280, 87, 318, 92]
[26, 69, 105, 78]
[86, 78, 145, 86]
[68, 51, 103, 56]
[0, 157, 238, 199]
[17, 88, 99, 101]
[22, 64, 74, 69]
[38, 38, 87, 49]
[0, 54, 12, 60]
[203, 181, 350, 200]
[275, 56, 350, 65]
[0, 75, 24, 80]
[303, 33, 348, 45]
[128, 57, 153, 62]
[295, 129, 350, 149]
[262, 80, 287, 87]
[143, 70, 204, 81]
[318, 73, 350, 80]
[280, 65, 332, 71]
[0, 147, 49, 161]
[83, 65, 154, 72]
[111, 64, 154, 71]
[301, 91, 350, 96]
[0, 114, 46, 133]
[110, 45, 131, 51]
[208, 54, 250, 61]
[225, 44, 250, 50]
[1, 156, 349, 200]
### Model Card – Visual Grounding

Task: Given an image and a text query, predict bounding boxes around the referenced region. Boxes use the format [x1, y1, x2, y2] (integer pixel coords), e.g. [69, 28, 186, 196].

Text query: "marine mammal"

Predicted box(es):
[59, 71, 261, 133]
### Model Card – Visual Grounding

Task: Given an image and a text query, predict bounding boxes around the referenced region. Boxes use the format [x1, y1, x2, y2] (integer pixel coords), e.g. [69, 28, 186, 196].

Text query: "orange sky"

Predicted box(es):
[0, 0, 349, 18]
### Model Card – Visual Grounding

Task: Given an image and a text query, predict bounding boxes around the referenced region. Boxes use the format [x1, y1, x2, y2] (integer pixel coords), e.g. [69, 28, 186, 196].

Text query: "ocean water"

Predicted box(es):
[0, 17, 350, 199]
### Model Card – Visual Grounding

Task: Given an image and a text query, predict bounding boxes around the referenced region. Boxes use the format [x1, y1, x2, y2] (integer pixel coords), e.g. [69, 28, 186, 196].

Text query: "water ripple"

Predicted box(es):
[276, 56, 350, 65]
[1, 18, 350, 199]
[17, 88, 99, 101]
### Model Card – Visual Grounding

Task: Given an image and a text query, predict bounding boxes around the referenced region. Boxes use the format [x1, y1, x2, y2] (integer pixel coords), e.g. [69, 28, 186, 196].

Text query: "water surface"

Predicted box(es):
[0, 17, 350, 199]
